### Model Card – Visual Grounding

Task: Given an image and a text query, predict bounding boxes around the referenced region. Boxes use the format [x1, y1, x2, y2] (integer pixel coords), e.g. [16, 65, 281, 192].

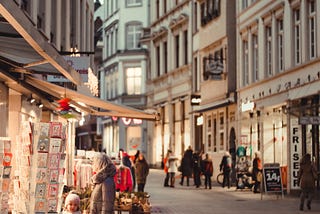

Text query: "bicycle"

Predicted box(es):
[216, 172, 224, 185]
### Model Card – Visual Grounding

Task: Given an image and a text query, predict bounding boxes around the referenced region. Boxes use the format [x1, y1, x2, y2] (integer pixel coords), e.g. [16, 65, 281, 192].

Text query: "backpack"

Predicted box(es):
[226, 157, 232, 168]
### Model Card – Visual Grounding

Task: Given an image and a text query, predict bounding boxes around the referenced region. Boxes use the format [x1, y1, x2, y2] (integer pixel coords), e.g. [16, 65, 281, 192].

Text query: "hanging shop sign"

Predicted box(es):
[47, 56, 90, 82]
[121, 118, 143, 126]
[299, 116, 320, 125]
[191, 94, 201, 106]
[290, 118, 302, 190]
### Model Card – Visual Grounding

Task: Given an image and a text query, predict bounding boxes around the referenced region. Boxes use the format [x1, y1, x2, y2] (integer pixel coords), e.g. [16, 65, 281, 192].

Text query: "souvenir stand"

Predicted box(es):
[0, 137, 13, 213]
[113, 155, 151, 214]
[11, 121, 68, 213]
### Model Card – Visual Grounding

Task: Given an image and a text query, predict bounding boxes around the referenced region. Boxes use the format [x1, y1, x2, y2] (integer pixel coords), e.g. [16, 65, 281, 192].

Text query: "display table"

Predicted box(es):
[114, 192, 151, 214]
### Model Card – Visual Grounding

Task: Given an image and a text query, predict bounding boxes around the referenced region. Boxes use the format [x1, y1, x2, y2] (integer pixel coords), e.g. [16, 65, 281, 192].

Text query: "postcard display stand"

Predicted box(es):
[14, 122, 67, 213]
[0, 138, 13, 213]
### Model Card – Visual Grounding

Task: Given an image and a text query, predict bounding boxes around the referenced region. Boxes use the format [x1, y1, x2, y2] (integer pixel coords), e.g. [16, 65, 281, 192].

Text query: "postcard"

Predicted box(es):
[37, 136, 50, 153]
[48, 153, 60, 169]
[34, 198, 47, 212]
[35, 183, 47, 198]
[36, 168, 48, 183]
[48, 199, 57, 212]
[3, 153, 12, 166]
[49, 138, 61, 153]
[50, 122, 62, 138]
[37, 153, 48, 168]
[49, 169, 59, 183]
[3, 166, 12, 178]
[47, 184, 59, 198]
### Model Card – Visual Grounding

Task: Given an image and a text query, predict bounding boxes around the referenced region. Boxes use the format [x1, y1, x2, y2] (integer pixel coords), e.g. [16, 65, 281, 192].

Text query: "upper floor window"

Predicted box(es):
[126, 0, 142, 7]
[163, 41, 168, 74]
[265, 25, 272, 76]
[175, 34, 180, 68]
[308, 0, 316, 59]
[293, 8, 301, 65]
[242, 39, 249, 86]
[277, 19, 284, 72]
[126, 23, 142, 49]
[242, 0, 248, 10]
[201, 0, 221, 26]
[252, 34, 259, 81]
[126, 67, 142, 95]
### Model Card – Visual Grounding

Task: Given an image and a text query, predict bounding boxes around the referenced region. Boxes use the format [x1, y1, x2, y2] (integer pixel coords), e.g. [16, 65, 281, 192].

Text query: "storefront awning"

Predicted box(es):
[0, 0, 82, 85]
[26, 77, 158, 121]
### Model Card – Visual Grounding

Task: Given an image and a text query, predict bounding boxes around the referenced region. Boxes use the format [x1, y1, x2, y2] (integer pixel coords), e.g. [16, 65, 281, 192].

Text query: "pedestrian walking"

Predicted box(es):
[179, 146, 193, 186]
[135, 153, 150, 192]
[298, 153, 318, 211]
[167, 153, 178, 188]
[89, 153, 117, 214]
[219, 151, 232, 188]
[163, 150, 171, 187]
[252, 151, 263, 193]
[202, 153, 213, 189]
[192, 151, 202, 188]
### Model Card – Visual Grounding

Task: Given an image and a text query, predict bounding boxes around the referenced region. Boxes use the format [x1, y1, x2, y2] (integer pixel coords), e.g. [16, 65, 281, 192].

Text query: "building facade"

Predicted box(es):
[191, 0, 237, 177]
[98, 0, 150, 156]
[237, 0, 320, 193]
[141, 0, 194, 164]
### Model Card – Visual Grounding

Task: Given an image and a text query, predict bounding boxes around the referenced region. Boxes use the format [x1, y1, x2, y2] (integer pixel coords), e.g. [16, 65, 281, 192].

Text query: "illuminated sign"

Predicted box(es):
[241, 101, 255, 112]
[191, 95, 201, 105]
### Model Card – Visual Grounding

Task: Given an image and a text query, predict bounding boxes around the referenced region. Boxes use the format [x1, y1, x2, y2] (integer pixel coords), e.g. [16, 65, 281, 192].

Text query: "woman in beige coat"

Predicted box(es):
[89, 153, 117, 214]
[298, 153, 318, 211]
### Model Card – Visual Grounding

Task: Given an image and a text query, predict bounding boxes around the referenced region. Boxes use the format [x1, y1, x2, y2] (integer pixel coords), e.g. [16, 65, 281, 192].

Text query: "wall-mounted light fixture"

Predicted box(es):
[27, 96, 36, 104]
[37, 103, 43, 108]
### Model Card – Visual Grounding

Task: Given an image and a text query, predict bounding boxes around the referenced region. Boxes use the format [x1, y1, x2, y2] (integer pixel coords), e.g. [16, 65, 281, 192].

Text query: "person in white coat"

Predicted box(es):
[167, 154, 178, 187]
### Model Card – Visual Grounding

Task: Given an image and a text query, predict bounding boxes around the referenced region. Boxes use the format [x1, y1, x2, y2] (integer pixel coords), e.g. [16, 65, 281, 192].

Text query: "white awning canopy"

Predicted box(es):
[26, 77, 158, 120]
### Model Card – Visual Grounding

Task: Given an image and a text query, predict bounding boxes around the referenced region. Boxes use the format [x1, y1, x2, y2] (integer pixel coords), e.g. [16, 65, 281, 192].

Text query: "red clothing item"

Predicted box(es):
[114, 165, 133, 192]
[163, 157, 168, 173]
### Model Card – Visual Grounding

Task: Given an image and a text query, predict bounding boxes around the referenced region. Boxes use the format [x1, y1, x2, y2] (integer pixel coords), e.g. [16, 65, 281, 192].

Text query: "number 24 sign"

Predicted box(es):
[263, 167, 283, 193]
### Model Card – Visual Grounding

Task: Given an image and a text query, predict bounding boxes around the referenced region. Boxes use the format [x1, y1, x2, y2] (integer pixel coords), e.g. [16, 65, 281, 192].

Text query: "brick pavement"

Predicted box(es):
[145, 169, 320, 214]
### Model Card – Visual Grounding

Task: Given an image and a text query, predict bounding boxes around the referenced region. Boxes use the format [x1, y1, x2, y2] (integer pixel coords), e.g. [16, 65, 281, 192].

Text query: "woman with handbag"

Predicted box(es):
[252, 151, 262, 193]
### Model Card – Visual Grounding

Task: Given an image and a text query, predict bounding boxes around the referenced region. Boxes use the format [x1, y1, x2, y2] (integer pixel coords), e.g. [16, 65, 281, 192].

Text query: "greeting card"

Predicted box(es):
[3, 140, 11, 153]
[49, 122, 62, 138]
[37, 137, 50, 153]
[37, 153, 48, 168]
[36, 168, 48, 183]
[3, 153, 12, 166]
[48, 199, 57, 212]
[34, 198, 47, 212]
[49, 169, 59, 183]
[47, 184, 59, 198]
[3, 166, 12, 178]
[35, 183, 47, 198]
[48, 153, 60, 169]
[49, 138, 61, 153]
[2, 179, 10, 192]
[39, 123, 50, 138]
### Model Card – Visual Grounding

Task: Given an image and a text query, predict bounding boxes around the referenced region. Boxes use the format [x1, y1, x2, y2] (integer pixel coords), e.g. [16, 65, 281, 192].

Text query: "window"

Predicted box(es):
[242, 0, 248, 10]
[277, 19, 284, 72]
[207, 116, 212, 151]
[184, 30, 188, 65]
[266, 25, 272, 76]
[193, 2, 198, 33]
[293, 8, 301, 65]
[126, 0, 142, 7]
[308, 0, 316, 59]
[163, 41, 168, 74]
[194, 57, 199, 91]
[156, 0, 159, 19]
[126, 67, 141, 95]
[252, 34, 259, 81]
[156, 46, 160, 77]
[243, 40, 249, 86]
[175, 34, 180, 68]
[126, 23, 142, 49]
[163, 0, 167, 14]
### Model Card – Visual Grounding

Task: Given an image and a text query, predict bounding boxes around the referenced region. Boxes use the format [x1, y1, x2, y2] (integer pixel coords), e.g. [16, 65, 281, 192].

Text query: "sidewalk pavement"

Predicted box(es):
[145, 169, 320, 214]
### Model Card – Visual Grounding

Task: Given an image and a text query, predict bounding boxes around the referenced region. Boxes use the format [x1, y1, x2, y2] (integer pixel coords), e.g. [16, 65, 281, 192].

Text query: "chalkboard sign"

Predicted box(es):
[263, 166, 283, 193]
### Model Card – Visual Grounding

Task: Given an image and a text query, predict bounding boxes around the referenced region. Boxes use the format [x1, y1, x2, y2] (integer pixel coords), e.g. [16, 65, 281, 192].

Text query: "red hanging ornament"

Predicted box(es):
[57, 98, 71, 113]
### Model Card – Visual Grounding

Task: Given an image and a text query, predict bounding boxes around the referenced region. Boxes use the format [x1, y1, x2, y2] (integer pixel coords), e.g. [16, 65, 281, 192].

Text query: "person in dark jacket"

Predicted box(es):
[179, 146, 193, 186]
[298, 153, 318, 211]
[89, 153, 116, 214]
[135, 153, 150, 192]
[252, 151, 263, 193]
[219, 151, 232, 188]
[202, 153, 214, 189]
[192, 151, 202, 188]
